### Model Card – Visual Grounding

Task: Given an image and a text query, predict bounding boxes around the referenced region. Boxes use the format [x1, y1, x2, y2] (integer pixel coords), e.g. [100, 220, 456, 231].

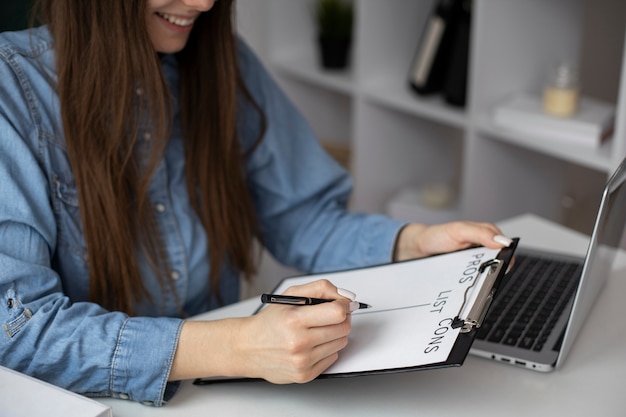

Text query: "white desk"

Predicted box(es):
[99, 214, 626, 416]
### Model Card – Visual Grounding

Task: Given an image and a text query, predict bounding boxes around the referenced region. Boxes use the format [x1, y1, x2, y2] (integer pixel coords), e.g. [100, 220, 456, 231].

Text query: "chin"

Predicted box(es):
[152, 35, 191, 54]
[155, 43, 187, 54]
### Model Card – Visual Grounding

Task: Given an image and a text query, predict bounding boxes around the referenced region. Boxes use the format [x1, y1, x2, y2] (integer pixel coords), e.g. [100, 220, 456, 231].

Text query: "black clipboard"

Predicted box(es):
[194, 239, 518, 385]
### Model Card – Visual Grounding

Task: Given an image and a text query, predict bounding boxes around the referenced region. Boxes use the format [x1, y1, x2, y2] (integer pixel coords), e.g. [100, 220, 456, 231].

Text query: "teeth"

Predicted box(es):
[157, 12, 195, 27]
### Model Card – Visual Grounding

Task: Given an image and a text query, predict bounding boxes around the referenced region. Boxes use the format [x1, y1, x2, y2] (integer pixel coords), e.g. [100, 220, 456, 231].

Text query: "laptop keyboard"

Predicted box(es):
[475, 254, 582, 352]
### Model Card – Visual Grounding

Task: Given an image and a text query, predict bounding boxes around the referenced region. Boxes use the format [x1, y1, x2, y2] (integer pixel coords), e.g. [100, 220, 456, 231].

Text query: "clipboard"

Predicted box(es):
[194, 239, 518, 385]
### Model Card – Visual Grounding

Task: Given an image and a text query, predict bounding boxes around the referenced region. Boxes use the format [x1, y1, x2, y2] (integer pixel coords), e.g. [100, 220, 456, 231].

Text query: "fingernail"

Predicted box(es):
[349, 301, 360, 312]
[338, 288, 356, 301]
[494, 235, 513, 247]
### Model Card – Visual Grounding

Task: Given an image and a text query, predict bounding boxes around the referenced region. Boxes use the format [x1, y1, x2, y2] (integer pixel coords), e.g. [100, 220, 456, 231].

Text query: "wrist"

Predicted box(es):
[393, 223, 428, 261]
[168, 318, 249, 381]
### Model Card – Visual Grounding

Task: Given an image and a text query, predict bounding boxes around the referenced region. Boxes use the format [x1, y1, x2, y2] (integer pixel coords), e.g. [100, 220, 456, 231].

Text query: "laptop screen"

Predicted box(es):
[557, 158, 626, 367]
[600, 167, 626, 251]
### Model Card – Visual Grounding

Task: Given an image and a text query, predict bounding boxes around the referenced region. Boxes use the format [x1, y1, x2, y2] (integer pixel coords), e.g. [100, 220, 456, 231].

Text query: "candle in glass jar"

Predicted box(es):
[543, 62, 579, 117]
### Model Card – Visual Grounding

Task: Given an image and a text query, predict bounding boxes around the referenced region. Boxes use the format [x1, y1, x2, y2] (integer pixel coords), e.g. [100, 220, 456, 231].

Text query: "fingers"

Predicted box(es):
[394, 221, 513, 260]
[494, 234, 514, 247]
[278, 280, 353, 330]
[337, 287, 356, 301]
[277, 297, 350, 328]
[300, 336, 348, 382]
[451, 221, 512, 249]
[279, 319, 350, 383]
[283, 279, 351, 302]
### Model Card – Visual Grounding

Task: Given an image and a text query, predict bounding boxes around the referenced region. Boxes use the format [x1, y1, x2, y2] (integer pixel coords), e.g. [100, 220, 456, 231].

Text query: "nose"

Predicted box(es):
[181, 0, 216, 12]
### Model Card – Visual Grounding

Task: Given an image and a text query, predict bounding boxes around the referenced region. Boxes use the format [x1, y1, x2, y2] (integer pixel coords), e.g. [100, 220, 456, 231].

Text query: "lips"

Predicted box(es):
[156, 12, 196, 27]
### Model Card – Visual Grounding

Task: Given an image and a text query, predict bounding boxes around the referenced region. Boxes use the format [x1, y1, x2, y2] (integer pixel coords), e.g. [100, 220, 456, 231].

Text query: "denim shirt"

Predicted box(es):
[0, 26, 405, 406]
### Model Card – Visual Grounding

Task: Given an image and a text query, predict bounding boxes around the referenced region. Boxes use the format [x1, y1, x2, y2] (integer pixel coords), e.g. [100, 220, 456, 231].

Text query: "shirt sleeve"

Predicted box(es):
[236, 39, 407, 273]
[0, 57, 183, 406]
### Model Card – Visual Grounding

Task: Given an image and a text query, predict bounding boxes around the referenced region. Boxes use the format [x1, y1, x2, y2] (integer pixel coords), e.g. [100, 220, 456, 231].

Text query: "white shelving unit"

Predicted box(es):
[236, 0, 626, 240]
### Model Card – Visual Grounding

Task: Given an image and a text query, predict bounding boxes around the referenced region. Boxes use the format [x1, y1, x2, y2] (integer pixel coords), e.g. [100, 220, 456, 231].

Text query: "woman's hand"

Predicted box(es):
[169, 279, 354, 384]
[393, 221, 513, 261]
[234, 279, 354, 383]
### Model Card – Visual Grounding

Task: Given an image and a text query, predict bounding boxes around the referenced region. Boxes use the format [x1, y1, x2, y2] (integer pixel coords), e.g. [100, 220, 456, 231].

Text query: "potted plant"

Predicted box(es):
[314, 0, 354, 70]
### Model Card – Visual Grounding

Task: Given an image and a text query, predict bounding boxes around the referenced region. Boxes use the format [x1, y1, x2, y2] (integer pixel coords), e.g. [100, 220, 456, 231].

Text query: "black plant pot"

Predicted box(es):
[318, 37, 352, 70]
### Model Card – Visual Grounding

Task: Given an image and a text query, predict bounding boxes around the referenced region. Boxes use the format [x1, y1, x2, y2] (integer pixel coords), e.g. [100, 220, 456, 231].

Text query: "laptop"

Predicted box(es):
[470, 156, 626, 372]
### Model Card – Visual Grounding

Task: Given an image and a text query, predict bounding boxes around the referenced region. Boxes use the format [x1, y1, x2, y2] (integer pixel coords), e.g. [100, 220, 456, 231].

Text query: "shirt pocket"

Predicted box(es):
[51, 174, 89, 266]
[2, 288, 32, 339]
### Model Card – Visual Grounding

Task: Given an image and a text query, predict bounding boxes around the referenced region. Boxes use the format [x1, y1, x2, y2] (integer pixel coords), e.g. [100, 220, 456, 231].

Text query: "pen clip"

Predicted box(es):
[452, 258, 503, 333]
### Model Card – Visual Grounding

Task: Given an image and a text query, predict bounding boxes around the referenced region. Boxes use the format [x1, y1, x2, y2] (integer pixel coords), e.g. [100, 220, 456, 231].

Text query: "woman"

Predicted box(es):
[0, 0, 511, 406]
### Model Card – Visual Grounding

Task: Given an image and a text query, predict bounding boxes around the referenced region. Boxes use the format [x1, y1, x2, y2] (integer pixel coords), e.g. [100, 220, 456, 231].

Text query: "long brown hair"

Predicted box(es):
[35, 0, 265, 315]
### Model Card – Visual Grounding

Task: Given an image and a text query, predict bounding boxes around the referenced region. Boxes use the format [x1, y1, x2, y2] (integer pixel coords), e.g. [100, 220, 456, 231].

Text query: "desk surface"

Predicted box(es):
[100, 214, 626, 416]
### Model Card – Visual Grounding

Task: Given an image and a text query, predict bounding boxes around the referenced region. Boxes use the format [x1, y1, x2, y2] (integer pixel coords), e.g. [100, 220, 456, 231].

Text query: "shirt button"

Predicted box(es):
[136, 87, 143, 96]
[155, 203, 166, 213]
[143, 132, 151, 141]
[170, 270, 180, 280]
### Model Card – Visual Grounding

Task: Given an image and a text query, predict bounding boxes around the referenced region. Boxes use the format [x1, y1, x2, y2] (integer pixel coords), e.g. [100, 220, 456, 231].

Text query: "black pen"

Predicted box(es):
[261, 293, 371, 310]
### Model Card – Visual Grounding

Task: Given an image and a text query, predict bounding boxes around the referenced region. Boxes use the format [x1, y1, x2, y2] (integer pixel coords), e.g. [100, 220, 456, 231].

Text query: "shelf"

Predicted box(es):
[386, 187, 461, 225]
[237, 0, 626, 232]
[362, 80, 468, 129]
[477, 116, 613, 173]
[272, 54, 356, 96]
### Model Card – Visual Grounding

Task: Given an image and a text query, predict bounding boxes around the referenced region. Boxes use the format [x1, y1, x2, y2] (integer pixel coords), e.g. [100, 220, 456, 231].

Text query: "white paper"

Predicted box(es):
[267, 246, 502, 375]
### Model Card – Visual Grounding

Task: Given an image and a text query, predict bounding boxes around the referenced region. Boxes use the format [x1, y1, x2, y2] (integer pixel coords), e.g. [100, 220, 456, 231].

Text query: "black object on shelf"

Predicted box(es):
[407, 0, 471, 108]
[318, 37, 352, 69]
[443, 0, 471, 107]
[315, 0, 354, 70]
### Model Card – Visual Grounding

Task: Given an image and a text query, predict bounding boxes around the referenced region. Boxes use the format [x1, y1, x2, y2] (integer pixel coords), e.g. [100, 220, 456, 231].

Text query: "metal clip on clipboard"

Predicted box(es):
[451, 258, 504, 333]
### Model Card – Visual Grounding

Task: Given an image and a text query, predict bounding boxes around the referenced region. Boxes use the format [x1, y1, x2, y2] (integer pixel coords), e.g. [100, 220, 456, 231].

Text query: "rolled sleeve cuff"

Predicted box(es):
[363, 215, 408, 266]
[110, 316, 184, 406]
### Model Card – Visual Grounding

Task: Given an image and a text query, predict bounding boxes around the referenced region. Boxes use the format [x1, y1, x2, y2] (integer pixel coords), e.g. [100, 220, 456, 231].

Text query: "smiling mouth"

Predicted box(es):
[156, 12, 196, 27]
